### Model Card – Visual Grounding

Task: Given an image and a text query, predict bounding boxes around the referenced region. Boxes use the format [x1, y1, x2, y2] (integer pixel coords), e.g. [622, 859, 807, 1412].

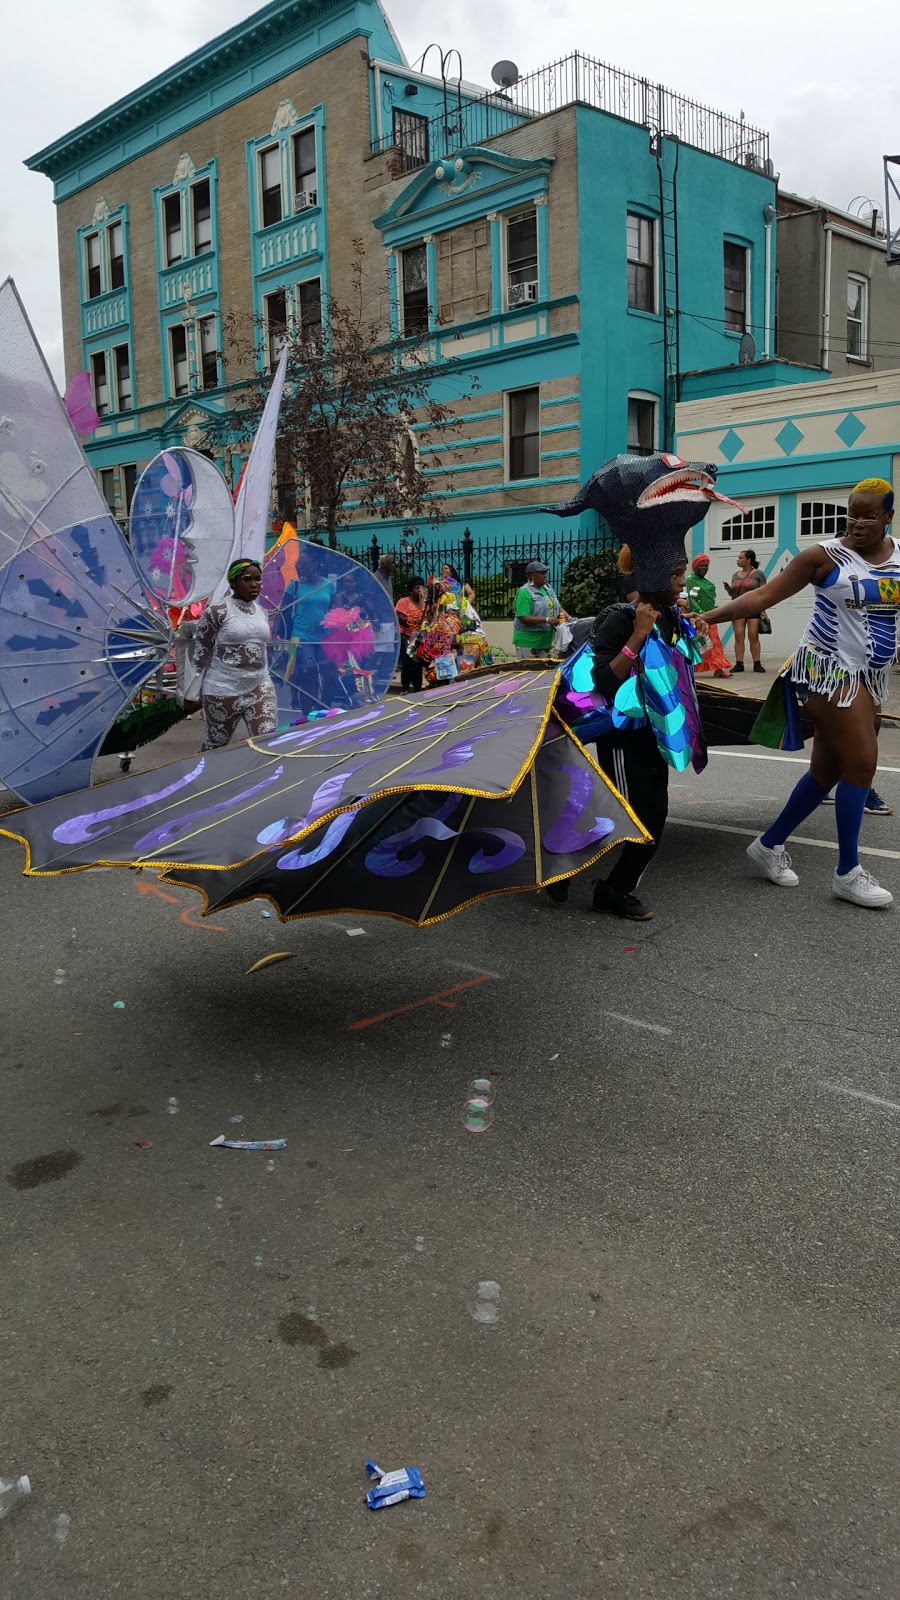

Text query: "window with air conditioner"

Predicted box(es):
[85, 233, 103, 299]
[401, 244, 429, 336]
[265, 289, 289, 370]
[170, 324, 189, 397]
[192, 180, 212, 254]
[508, 386, 540, 481]
[292, 128, 317, 212]
[163, 193, 183, 266]
[259, 145, 283, 228]
[392, 108, 429, 173]
[626, 213, 655, 312]
[91, 351, 109, 416]
[627, 394, 658, 456]
[847, 275, 868, 359]
[799, 499, 847, 540]
[113, 344, 132, 410]
[724, 241, 749, 333]
[507, 209, 538, 308]
[108, 223, 125, 290]
[720, 504, 775, 543]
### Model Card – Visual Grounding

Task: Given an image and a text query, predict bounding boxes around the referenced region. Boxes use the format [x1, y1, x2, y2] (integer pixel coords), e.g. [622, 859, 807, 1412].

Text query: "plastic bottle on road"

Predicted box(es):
[0, 1475, 31, 1520]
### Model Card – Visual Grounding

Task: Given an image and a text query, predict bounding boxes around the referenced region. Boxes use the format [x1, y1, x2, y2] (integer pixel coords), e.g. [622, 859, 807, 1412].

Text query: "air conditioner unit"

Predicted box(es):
[508, 280, 538, 307]
[294, 189, 317, 212]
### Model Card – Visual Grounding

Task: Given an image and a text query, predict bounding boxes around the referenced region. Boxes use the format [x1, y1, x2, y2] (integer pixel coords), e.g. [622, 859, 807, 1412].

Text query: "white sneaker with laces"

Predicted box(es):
[746, 835, 799, 887]
[832, 865, 893, 908]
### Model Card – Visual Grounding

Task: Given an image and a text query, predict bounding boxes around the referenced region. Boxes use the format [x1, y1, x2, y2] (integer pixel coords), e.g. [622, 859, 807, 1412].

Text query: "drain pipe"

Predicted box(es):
[822, 214, 832, 370]
[763, 203, 775, 358]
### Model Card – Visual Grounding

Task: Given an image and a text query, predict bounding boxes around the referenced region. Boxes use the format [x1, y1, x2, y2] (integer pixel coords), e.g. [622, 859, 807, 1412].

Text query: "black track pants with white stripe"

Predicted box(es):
[594, 727, 670, 894]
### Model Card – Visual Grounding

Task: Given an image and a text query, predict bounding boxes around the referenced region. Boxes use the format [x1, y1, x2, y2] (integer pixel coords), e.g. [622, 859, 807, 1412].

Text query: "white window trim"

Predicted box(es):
[847, 273, 869, 361]
[505, 383, 541, 482]
[797, 492, 849, 539]
[258, 142, 287, 228]
[502, 204, 539, 312]
[712, 496, 777, 548]
[626, 211, 658, 316]
[626, 390, 660, 453]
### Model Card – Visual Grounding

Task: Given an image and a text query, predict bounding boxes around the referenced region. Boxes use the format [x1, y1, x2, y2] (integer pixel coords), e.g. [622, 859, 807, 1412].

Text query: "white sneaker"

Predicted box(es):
[832, 865, 893, 908]
[746, 835, 799, 886]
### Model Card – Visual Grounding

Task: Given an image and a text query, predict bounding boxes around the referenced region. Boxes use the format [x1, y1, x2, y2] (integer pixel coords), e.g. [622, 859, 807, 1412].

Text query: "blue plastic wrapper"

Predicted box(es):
[364, 1460, 426, 1510]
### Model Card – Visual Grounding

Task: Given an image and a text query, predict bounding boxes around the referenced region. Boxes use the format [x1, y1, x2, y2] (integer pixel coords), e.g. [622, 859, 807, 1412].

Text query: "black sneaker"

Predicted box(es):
[544, 879, 570, 903]
[591, 880, 654, 920]
[753, 661, 766, 673]
[732, 661, 745, 672]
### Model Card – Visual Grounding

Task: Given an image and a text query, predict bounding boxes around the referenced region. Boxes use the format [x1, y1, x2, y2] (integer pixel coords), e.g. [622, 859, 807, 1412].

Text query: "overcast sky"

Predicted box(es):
[2, 0, 894, 382]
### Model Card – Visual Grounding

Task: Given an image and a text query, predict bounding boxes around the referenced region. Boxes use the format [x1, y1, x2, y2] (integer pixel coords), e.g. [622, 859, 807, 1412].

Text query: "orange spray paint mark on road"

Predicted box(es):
[350, 975, 491, 1031]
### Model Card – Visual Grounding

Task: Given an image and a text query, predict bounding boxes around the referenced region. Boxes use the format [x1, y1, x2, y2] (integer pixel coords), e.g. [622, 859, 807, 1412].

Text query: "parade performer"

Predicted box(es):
[704, 477, 899, 908]
[186, 559, 278, 751]
[549, 452, 743, 918]
[686, 555, 731, 678]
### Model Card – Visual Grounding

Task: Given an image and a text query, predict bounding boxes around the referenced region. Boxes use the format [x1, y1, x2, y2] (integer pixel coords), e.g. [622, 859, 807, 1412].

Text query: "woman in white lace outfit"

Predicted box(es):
[186, 559, 278, 751]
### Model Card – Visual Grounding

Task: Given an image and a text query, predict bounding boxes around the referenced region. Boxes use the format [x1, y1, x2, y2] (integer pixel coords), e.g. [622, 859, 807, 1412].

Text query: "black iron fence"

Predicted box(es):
[373, 51, 770, 171]
[352, 525, 616, 620]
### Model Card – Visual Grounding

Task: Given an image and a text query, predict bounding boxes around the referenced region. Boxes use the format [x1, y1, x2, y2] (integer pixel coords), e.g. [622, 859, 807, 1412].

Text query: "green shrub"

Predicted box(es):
[559, 549, 619, 618]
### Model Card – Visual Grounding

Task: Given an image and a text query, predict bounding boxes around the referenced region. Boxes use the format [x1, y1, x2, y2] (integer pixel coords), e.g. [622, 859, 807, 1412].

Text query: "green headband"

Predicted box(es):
[227, 558, 261, 584]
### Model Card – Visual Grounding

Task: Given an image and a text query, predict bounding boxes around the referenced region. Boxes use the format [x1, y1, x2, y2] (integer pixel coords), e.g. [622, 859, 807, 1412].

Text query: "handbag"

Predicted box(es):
[758, 613, 772, 636]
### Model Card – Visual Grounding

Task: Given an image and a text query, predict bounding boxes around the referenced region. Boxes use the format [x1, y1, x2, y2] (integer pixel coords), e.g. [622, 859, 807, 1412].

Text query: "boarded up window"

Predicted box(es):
[436, 223, 492, 326]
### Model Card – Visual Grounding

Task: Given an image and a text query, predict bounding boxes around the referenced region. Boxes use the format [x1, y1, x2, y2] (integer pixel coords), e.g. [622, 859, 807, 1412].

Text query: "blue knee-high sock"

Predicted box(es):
[834, 781, 868, 876]
[761, 772, 830, 848]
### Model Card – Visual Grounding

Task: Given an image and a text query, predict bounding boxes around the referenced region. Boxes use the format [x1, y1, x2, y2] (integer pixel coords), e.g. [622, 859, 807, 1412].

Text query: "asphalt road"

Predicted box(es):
[3, 714, 900, 1598]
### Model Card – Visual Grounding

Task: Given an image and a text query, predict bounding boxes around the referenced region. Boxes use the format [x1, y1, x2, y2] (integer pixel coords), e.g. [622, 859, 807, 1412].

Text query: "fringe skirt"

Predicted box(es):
[791, 644, 891, 708]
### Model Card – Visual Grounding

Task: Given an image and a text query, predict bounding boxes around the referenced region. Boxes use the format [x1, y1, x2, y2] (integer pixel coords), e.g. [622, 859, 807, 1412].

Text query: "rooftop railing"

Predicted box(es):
[375, 51, 770, 173]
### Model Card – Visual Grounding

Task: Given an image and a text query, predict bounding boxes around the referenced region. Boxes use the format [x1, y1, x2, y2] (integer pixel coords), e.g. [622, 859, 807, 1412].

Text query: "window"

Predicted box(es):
[720, 504, 775, 542]
[199, 316, 218, 389]
[108, 223, 125, 290]
[170, 324, 189, 396]
[627, 395, 657, 456]
[113, 344, 132, 410]
[264, 289, 288, 369]
[800, 500, 847, 540]
[122, 464, 138, 516]
[298, 278, 323, 346]
[259, 146, 283, 228]
[192, 180, 212, 254]
[847, 275, 868, 359]
[507, 209, 538, 305]
[724, 242, 748, 333]
[91, 351, 109, 416]
[627, 213, 655, 312]
[292, 129, 317, 207]
[100, 469, 117, 512]
[85, 233, 102, 299]
[392, 108, 429, 173]
[508, 386, 540, 480]
[401, 244, 429, 335]
[163, 193, 183, 266]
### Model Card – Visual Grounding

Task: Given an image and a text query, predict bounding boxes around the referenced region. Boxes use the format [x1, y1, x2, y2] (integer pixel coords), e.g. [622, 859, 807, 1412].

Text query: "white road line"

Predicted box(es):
[707, 750, 900, 776]
[819, 1080, 900, 1114]
[447, 960, 507, 980]
[604, 1011, 673, 1036]
[667, 816, 900, 861]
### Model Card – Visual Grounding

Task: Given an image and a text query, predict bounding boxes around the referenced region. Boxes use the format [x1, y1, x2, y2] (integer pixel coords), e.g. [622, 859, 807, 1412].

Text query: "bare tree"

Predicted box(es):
[201, 243, 477, 548]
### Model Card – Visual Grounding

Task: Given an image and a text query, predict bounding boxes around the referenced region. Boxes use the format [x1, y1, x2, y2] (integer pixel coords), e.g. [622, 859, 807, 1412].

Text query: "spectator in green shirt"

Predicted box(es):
[513, 561, 565, 657]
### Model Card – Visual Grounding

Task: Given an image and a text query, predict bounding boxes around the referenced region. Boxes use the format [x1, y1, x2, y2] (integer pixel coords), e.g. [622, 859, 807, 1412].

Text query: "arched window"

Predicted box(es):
[799, 499, 847, 540]
[720, 504, 776, 543]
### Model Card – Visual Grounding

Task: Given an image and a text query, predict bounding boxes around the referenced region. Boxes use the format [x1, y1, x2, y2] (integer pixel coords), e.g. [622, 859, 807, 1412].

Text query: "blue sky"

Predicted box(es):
[2, 0, 893, 381]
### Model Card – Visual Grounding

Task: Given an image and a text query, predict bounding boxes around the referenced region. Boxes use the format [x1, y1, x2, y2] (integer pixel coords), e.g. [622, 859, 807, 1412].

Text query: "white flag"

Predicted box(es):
[213, 343, 289, 601]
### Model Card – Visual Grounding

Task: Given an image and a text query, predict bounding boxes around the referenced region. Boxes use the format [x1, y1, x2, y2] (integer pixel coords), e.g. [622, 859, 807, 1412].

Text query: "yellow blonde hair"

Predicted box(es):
[852, 477, 894, 511]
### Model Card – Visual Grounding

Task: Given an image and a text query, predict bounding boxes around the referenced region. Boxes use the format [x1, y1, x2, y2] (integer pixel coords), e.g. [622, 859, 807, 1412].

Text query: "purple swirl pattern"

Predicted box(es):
[52, 760, 206, 845]
[365, 800, 459, 877]
[276, 809, 360, 870]
[132, 766, 286, 855]
[468, 829, 526, 874]
[541, 763, 615, 854]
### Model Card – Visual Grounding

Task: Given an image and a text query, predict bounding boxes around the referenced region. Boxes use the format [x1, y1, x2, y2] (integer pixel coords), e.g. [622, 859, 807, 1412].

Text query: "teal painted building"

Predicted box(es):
[26, 0, 795, 558]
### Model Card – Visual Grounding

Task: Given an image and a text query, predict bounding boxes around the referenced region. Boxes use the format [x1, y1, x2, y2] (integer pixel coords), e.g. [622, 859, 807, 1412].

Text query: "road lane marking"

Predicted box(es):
[350, 976, 491, 1031]
[667, 817, 900, 861]
[605, 1011, 672, 1036]
[706, 750, 900, 775]
[819, 1081, 900, 1114]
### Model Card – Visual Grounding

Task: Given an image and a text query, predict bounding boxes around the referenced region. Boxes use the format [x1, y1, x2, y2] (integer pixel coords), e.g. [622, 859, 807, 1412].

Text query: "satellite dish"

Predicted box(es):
[739, 332, 757, 366]
[491, 59, 519, 89]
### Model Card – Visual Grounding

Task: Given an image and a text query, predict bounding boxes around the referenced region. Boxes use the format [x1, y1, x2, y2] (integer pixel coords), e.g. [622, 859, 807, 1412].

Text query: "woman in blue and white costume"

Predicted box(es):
[703, 478, 899, 908]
